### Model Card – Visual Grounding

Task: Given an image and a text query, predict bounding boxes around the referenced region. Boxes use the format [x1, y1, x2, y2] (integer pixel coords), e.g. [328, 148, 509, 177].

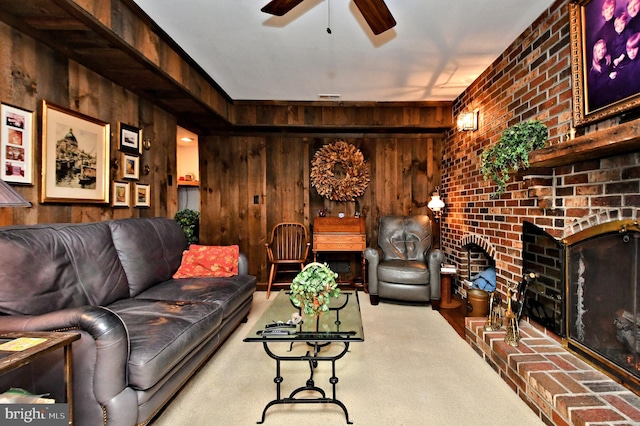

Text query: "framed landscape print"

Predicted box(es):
[111, 181, 130, 207]
[118, 122, 142, 154]
[122, 153, 139, 180]
[1, 103, 34, 185]
[134, 183, 150, 208]
[41, 100, 110, 203]
[570, 0, 640, 126]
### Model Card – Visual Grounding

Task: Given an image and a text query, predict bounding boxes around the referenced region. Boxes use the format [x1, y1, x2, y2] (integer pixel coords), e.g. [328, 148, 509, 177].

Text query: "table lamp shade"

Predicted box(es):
[0, 179, 31, 207]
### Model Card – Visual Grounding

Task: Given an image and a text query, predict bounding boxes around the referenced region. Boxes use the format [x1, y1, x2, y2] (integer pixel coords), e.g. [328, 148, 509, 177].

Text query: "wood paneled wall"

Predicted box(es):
[0, 22, 179, 226]
[0, 11, 449, 285]
[200, 133, 443, 282]
[233, 100, 451, 131]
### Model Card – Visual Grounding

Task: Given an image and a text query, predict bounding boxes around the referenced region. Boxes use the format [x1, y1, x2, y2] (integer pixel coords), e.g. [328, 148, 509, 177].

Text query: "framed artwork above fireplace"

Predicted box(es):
[569, 1, 640, 127]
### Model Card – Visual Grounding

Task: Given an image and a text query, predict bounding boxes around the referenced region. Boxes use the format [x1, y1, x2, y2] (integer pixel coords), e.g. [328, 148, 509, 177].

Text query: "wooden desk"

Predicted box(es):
[0, 331, 80, 424]
[313, 217, 367, 292]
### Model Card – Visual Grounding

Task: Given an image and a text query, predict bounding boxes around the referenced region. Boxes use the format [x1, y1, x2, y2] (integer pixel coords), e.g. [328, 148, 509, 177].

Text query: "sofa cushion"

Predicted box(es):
[107, 298, 223, 390]
[403, 216, 432, 261]
[135, 274, 256, 319]
[0, 222, 129, 315]
[378, 259, 429, 285]
[110, 217, 187, 296]
[56, 222, 131, 306]
[378, 216, 408, 260]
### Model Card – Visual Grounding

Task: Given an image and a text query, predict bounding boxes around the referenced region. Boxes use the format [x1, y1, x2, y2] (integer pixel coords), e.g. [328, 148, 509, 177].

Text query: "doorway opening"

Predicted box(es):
[177, 126, 199, 211]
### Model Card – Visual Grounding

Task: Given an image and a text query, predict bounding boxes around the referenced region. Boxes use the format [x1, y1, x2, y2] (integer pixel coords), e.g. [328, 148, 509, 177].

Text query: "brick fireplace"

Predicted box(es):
[440, 1, 640, 423]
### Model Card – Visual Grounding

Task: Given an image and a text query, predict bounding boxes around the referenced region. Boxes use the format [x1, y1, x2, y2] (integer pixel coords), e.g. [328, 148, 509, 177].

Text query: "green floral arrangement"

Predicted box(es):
[481, 120, 548, 198]
[290, 262, 340, 316]
[174, 209, 200, 245]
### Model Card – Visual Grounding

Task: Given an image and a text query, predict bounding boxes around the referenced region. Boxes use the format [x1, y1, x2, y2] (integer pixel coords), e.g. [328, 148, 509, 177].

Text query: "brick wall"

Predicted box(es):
[443, 0, 640, 299]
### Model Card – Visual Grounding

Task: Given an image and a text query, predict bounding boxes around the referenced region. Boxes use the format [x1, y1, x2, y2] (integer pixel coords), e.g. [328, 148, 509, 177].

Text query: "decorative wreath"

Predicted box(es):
[310, 141, 370, 202]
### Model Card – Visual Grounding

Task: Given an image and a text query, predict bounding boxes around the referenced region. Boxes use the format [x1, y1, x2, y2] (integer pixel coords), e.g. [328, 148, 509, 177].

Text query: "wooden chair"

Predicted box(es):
[265, 222, 310, 298]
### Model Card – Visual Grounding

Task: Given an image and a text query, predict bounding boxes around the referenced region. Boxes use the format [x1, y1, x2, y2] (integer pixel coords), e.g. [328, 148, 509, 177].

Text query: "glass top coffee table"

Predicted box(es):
[244, 290, 364, 424]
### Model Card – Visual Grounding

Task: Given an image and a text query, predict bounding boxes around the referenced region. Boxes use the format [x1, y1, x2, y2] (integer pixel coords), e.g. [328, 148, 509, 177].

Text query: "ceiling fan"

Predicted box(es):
[261, 0, 396, 35]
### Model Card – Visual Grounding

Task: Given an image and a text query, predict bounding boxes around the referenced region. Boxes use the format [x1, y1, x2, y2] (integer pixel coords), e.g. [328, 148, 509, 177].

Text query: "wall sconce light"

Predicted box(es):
[427, 186, 445, 220]
[457, 111, 478, 132]
[142, 138, 152, 151]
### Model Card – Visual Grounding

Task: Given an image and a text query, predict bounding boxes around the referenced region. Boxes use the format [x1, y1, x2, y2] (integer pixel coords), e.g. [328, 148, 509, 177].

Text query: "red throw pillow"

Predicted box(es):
[173, 245, 239, 278]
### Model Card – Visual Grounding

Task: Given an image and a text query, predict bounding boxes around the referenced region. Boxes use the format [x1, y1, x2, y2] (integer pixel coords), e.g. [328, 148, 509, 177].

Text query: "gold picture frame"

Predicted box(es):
[111, 181, 130, 207]
[121, 153, 139, 180]
[41, 100, 110, 203]
[570, 1, 640, 126]
[134, 183, 150, 208]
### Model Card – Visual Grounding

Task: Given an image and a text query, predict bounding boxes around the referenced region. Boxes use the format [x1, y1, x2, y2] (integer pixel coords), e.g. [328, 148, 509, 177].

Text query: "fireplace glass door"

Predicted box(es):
[566, 223, 640, 388]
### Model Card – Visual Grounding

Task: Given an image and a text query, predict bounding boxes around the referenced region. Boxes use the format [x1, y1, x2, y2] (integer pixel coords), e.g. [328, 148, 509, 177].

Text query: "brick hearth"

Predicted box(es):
[465, 318, 640, 425]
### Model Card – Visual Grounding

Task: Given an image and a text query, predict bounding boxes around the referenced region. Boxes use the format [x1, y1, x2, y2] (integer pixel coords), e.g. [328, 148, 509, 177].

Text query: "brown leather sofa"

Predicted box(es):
[364, 215, 443, 306]
[0, 217, 256, 425]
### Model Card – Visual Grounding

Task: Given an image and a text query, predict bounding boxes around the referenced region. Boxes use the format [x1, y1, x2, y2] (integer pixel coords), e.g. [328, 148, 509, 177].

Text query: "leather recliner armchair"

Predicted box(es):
[364, 215, 443, 307]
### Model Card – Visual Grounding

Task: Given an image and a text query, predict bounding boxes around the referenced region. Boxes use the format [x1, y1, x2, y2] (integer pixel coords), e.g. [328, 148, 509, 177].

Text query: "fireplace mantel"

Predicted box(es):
[529, 117, 640, 168]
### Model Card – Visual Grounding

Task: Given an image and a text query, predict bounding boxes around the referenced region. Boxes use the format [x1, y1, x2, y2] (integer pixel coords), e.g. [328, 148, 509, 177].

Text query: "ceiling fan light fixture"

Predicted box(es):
[261, 0, 396, 35]
[261, 0, 305, 16]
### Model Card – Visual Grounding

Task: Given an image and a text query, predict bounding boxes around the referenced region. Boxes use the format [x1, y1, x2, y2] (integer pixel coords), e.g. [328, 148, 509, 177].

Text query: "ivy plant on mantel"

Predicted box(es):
[481, 120, 548, 198]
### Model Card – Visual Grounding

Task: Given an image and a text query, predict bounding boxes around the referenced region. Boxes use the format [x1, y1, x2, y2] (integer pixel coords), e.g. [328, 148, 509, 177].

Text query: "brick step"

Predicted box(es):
[465, 318, 640, 425]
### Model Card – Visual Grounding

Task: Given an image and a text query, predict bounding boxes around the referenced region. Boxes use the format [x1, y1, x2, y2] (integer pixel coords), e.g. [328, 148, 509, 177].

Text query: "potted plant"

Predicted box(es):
[290, 262, 340, 317]
[481, 120, 548, 198]
[174, 209, 200, 245]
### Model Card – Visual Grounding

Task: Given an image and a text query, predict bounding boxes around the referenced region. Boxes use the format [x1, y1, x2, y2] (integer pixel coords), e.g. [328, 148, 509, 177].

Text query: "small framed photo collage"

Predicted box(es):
[1, 103, 34, 185]
[113, 122, 149, 208]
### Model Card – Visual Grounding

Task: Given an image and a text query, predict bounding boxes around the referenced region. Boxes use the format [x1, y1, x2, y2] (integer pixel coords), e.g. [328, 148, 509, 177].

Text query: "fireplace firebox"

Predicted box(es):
[522, 221, 564, 336]
[523, 219, 640, 393]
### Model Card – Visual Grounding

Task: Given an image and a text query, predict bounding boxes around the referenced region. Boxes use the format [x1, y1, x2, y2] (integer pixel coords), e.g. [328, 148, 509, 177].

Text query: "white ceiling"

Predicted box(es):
[132, 0, 556, 102]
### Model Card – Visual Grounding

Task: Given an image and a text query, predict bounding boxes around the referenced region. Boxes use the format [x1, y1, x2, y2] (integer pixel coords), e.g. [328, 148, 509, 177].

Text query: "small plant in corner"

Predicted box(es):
[481, 120, 548, 198]
[174, 209, 200, 245]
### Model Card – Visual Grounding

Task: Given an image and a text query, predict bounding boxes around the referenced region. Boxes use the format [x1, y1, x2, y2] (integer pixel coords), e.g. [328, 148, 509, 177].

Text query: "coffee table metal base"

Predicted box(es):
[258, 341, 353, 424]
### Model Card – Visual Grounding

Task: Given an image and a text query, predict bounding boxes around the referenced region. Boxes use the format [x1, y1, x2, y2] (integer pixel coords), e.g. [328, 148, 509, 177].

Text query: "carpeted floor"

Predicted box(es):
[151, 291, 544, 425]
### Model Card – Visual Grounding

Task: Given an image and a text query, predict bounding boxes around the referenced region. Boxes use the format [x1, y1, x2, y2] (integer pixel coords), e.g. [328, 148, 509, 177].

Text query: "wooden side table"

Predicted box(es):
[313, 217, 367, 292]
[0, 331, 80, 424]
[440, 270, 462, 309]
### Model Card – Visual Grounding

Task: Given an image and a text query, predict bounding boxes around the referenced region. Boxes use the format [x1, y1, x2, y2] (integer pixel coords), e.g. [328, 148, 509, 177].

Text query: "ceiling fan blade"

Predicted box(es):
[261, 0, 306, 16]
[353, 0, 396, 35]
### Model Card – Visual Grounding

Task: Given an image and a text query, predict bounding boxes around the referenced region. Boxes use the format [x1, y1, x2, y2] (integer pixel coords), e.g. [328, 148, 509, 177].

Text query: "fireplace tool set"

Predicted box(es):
[485, 272, 537, 347]
[484, 292, 503, 332]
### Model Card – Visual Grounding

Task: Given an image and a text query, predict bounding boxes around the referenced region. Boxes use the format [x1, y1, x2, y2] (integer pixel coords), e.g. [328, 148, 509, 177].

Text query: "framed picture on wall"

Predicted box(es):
[134, 183, 150, 208]
[118, 122, 142, 154]
[41, 100, 110, 203]
[111, 181, 130, 207]
[1, 103, 34, 185]
[570, 0, 640, 126]
[122, 153, 139, 180]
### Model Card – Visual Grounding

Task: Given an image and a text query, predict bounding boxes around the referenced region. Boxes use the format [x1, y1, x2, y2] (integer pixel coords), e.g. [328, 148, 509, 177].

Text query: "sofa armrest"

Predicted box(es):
[0, 306, 130, 402]
[238, 252, 249, 275]
[428, 249, 444, 301]
[364, 247, 382, 295]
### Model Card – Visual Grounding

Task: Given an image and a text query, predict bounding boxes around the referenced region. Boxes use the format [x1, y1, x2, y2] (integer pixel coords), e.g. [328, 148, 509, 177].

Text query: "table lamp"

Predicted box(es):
[427, 187, 445, 220]
[0, 179, 31, 207]
[428, 187, 445, 249]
